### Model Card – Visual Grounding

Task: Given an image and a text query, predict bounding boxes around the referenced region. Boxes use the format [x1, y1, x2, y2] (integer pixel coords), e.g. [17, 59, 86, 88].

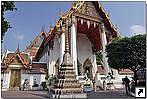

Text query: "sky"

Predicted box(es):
[2, 1, 146, 52]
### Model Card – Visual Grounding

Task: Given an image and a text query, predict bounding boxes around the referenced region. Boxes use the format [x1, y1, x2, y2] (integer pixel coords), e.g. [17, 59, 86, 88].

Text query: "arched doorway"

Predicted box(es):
[83, 58, 93, 79]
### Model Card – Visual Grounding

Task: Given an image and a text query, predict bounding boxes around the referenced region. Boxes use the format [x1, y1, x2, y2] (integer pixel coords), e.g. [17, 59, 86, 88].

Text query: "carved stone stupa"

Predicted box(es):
[51, 18, 82, 95]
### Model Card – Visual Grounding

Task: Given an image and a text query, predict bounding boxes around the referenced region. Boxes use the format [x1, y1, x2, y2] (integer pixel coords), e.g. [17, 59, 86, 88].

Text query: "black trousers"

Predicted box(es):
[125, 84, 130, 94]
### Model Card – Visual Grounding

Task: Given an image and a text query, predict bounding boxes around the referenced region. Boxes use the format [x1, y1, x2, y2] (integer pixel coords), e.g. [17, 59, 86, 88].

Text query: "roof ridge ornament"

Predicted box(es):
[15, 43, 20, 53]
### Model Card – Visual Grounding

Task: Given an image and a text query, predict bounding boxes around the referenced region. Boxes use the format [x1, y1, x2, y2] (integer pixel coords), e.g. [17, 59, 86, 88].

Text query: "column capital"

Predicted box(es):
[62, 26, 66, 33]
[72, 15, 76, 24]
[101, 23, 105, 33]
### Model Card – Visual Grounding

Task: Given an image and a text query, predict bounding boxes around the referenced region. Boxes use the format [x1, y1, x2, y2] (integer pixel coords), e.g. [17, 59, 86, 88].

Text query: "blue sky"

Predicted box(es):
[2, 1, 146, 52]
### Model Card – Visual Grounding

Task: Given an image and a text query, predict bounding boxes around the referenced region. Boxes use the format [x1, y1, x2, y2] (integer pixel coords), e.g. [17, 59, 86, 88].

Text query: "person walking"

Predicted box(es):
[123, 76, 130, 95]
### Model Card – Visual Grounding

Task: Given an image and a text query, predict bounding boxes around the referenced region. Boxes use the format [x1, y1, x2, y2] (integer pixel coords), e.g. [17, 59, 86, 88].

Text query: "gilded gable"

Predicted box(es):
[11, 56, 22, 65]
[76, 1, 101, 19]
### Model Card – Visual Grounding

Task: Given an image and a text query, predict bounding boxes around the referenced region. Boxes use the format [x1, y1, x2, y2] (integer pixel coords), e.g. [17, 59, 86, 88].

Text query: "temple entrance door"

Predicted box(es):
[9, 69, 21, 89]
[83, 58, 93, 79]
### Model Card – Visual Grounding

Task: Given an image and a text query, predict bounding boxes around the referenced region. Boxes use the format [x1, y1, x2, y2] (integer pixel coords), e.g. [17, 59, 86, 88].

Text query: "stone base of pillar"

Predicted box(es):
[50, 52, 83, 95]
[49, 93, 87, 98]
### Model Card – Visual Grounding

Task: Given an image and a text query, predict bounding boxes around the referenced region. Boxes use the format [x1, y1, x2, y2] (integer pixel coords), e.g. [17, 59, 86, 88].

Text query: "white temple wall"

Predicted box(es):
[48, 36, 60, 75]
[21, 73, 46, 88]
[21, 73, 30, 85]
[1, 71, 10, 90]
[77, 33, 93, 65]
[39, 48, 48, 63]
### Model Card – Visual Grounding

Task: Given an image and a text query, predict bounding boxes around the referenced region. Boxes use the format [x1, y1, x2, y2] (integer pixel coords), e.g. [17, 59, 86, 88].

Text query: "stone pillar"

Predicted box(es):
[71, 16, 78, 76]
[51, 17, 82, 95]
[93, 52, 97, 78]
[101, 23, 110, 75]
[7, 70, 11, 89]
[47, 46, 50, 76]
[48, 49, 51, 76]
[60, 30, 65, 65]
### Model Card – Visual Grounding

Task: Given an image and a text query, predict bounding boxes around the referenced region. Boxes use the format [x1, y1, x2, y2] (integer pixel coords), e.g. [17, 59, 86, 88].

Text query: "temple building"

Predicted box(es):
[1, 30, 47, 91]
[1, 1, 134, 91]
[35, 1, 134, 89]
[35, 1, 118, 80]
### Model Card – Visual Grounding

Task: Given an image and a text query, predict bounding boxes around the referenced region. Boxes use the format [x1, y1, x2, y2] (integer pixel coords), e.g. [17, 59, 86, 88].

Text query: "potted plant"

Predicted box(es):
[41, 82, 47, 90]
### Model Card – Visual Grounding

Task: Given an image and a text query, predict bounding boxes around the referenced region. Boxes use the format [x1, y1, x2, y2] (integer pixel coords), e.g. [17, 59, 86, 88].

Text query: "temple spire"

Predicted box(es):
[15, 43, 20, 53]
[41, 26, 45, 33]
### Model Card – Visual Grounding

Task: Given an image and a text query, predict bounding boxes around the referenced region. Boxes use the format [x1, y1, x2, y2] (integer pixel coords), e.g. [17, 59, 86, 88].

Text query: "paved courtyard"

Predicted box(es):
[2, 91, 48, 99]
[2, 90, 136, 99]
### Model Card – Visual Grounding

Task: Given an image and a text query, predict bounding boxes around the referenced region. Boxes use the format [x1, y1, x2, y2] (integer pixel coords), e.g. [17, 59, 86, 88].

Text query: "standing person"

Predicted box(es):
[103, 80, 107, 91]
[92, 79, 96, 92]
[123, 76, 130, 95]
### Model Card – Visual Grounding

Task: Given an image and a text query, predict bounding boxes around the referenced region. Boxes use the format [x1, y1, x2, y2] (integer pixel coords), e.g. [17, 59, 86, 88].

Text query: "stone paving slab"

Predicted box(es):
[2, 90, 140, 99]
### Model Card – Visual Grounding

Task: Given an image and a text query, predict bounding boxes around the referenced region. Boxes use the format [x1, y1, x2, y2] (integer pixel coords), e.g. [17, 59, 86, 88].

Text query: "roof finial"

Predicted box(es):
[59, 10, 63, 18]
[16, 43, 20, 53]
[41, 26, 45, 33]
[108, 11, 110, 18]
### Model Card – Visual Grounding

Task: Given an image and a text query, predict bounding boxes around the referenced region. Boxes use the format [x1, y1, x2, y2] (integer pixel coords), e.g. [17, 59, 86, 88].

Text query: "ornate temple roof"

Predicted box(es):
[2, 49, 47, 74]
[35, 1, 119, 60]
[24, 29, 47, 60]
[1, 51, 29, 69]
[1, 53, 47, 74]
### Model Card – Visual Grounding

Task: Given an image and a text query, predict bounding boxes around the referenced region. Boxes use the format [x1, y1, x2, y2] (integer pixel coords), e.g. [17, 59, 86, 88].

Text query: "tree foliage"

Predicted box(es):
[106, 34, 146, 72]
[1, 1, 16, 42]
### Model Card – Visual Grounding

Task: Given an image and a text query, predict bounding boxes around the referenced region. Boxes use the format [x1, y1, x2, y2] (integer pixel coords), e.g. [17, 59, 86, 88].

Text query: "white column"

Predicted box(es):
[60, 32, 65, 65]
[7, 70, 11, 89]
[47, 46, 50, 76]
[93, 52, 97, 78]
[49, 49, 52, 76]
[71, 16, 78, 76]
[101, 23, 110, 75]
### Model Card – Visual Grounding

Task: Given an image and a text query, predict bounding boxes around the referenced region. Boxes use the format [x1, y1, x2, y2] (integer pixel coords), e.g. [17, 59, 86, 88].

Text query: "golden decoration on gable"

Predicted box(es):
[72, 1, 83, 10]
[77, 2, 99, 18]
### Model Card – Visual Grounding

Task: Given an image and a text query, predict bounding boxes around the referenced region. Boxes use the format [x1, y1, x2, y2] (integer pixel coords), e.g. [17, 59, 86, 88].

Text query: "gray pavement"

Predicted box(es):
[2, 91, 48, 99]
[2, 90, 137, 99]
[87, 90, 136, 99]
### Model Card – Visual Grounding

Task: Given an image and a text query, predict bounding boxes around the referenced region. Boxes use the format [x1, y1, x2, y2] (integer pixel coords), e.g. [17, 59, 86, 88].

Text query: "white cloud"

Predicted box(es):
[129, 25, 146, 36]
[13, 33, 24, 41]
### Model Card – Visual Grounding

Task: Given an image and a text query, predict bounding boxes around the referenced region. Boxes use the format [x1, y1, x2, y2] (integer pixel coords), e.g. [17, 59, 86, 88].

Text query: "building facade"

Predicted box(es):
[35, 1, 119, 81]
[1, 29, 47, 91]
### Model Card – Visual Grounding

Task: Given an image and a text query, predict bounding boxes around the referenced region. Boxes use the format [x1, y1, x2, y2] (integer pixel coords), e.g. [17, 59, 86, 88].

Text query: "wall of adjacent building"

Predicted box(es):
[21, 72, 46, 89]
[1, 70, 11, 90]
[39, 34, 60, 76]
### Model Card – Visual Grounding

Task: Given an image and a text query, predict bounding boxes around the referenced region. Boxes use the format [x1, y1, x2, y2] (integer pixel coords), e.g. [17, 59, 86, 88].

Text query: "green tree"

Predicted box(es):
[1, 1, 16, 42]
[106, 34, 146, 85]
